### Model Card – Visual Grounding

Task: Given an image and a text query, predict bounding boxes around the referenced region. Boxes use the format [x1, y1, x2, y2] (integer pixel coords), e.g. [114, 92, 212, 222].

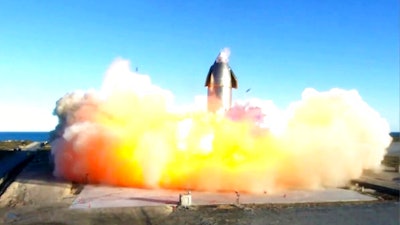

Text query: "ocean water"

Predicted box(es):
[0, 132, 50, 141]
[0, 131, 396, 143]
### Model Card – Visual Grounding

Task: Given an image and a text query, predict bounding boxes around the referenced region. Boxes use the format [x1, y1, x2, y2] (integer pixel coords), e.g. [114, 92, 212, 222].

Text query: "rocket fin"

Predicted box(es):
[205, 66, 213, 87]
[230, 69, 238, 89]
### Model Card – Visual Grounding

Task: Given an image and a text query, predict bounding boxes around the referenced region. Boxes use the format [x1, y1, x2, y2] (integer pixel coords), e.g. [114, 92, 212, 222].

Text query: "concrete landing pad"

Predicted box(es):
[70, 185, 376, 209]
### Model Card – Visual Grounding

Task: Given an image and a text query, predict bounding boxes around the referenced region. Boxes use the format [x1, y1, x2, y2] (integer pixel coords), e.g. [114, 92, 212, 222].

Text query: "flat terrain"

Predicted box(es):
[1, 200, 398, 225]
[70, 185, 376, 209]
[0, 141, 399, 225]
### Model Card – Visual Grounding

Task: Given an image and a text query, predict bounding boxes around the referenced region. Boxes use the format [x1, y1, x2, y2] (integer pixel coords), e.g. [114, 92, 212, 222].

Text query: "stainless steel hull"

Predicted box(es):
[205, 60, 238, 113]
[207, 86, 233, 113]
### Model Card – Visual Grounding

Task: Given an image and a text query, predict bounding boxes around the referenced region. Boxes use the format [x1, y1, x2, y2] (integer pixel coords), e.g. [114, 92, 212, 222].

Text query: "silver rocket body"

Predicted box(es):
[205, 61, 238, 113]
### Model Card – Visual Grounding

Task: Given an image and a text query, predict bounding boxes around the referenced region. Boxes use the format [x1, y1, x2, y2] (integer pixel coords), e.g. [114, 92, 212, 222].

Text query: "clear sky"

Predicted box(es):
[0, 0, 398, 131]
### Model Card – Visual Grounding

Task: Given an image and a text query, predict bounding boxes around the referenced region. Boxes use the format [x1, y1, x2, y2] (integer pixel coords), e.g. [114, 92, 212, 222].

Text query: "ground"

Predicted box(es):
[0, 141, 399, 225]
[0, 201, 398, 225]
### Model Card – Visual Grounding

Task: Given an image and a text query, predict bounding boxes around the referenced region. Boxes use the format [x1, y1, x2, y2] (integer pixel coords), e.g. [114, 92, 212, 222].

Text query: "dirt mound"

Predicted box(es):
[0, 151, 75, 208]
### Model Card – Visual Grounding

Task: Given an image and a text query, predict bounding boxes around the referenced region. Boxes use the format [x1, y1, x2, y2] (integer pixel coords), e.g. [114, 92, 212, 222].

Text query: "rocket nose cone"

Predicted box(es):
[205, 61, 238, 88]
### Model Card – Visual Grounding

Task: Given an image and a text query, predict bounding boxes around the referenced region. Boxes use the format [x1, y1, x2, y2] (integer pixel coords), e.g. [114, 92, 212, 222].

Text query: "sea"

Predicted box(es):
[0, 132, 50, 142]
[0, 131, 397, 143]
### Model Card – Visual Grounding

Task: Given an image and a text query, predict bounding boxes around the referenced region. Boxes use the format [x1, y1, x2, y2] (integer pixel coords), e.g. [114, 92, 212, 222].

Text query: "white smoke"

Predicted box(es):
[49, 57, 393, 193]
[216, 47, 231, 63]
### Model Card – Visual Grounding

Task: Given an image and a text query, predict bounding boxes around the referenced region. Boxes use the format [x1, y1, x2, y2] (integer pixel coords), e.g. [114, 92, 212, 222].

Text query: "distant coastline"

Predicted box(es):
[0, 131, 398, 143]
[390, 132, 399, 142]
[0, 131, 50, 142]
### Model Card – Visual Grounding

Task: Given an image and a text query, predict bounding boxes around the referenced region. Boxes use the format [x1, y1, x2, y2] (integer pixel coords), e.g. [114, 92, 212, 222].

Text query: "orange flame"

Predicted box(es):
[51, 59, 392, 193]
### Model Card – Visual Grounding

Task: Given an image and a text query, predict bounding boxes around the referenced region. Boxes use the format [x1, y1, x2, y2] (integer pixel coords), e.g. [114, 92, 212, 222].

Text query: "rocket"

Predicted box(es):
[205, 49, 238, 113]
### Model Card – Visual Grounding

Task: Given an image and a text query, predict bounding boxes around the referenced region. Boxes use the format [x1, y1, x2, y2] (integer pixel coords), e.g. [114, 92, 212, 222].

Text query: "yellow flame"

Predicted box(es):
[51, 59, 392, 193]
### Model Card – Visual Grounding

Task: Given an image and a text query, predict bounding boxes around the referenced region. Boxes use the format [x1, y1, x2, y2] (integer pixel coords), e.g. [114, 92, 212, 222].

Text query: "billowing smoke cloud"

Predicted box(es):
[50, 58, 392, 193]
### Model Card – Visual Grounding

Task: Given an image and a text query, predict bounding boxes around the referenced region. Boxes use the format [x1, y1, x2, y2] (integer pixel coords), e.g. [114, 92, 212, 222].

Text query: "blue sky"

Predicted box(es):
[0, 0, 398, 131]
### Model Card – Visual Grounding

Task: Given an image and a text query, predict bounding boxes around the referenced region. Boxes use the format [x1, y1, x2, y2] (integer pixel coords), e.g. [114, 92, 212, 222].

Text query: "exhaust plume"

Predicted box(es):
[50, 58, 392, 193]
